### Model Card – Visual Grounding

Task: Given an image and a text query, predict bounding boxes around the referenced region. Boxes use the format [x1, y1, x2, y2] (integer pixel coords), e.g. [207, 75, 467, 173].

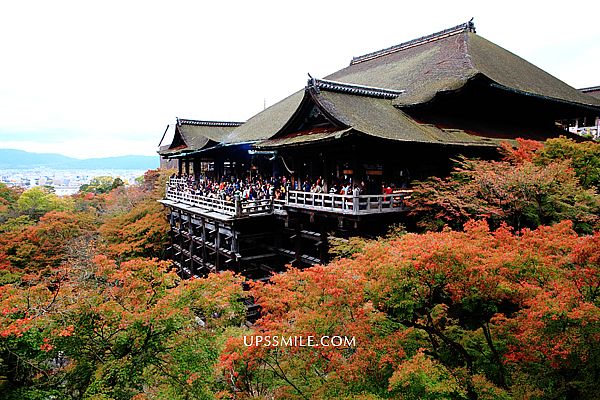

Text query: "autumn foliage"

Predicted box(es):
[410, 138, 600, 233]
[220, 221, 600, 399]
[0, 170, 250, 399]
[1, 139, 599, 399]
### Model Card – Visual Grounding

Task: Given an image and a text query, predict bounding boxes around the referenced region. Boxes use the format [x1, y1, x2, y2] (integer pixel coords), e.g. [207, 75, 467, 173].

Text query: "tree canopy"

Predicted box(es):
[0, 143, 599, 399]
[410, 138, 600, 233]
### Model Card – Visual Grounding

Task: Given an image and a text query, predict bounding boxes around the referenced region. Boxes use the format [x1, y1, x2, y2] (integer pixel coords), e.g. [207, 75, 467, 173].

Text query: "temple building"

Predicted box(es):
[573, 86, 600, 138]
[158, 21, 600, 279]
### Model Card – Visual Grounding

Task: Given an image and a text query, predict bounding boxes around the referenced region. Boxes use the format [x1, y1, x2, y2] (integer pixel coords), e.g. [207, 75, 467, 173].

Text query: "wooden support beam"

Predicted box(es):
[294, 222, 302, 267]
[240, 253, 277, 261]
[188, 214, 195, 276]
[201, 217, 207, 271]
[215, 221, 221, 271]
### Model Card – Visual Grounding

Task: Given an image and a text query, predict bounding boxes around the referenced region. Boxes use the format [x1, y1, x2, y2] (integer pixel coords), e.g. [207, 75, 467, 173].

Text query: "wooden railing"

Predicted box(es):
[165, 187, 239, 215]
[165, 178, 412, 217]
[165, 178, 273, 217]
[286, 190, 411, 214]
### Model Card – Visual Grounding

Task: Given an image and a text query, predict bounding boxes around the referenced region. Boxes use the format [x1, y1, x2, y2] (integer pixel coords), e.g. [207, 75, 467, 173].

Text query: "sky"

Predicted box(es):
[0, 0, 599, 159]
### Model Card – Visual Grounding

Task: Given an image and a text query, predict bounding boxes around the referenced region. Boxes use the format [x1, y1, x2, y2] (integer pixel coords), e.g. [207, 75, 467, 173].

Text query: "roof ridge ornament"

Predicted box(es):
[350, 19, 476, 65]
[468, 17, 476, 34]
[307, 77, 405, 99]
[177, 119, 244, 127]
[307, 73, 319, 93]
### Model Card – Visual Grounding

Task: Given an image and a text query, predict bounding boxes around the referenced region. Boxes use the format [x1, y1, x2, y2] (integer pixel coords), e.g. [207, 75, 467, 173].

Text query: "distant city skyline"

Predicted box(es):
[1, 0, 599, 158]
[0, 168, 147, 196]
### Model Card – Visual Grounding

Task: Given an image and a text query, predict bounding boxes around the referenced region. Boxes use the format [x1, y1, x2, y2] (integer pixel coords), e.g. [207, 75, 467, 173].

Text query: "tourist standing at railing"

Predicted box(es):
[310, 182, 323, 193]
[302, 181, 311, 192]
[340, 183, 352, 195]
[169, 174, 410, 203]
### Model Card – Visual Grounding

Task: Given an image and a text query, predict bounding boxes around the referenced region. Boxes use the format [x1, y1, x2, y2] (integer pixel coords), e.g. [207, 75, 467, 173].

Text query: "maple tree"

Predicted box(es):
[0, 254, 245, 399]
[0, 168, 248, 399]
[98, 170, 170, 260]
[219, 220, 600, 399]
[99, 200, 169, 260]
[410, 139, 600, 233]
[0, 210, 97, 277]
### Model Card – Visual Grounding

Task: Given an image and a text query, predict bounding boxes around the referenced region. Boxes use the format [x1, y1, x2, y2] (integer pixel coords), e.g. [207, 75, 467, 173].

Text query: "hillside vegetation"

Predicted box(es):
[0, 138, 599, 400]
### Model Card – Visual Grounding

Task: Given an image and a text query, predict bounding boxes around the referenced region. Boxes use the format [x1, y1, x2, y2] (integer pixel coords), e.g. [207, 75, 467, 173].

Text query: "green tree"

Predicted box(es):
[111, 177, 125, 190]
[0, 183, 22, 224]
[79, 176, 118, 195]
[16, 186, 72, 220]
[536, 137, 600, 191]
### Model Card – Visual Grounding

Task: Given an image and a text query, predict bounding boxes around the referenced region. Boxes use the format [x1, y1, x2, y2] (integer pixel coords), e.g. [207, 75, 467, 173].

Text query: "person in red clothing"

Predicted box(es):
[382, 182, 393, 200]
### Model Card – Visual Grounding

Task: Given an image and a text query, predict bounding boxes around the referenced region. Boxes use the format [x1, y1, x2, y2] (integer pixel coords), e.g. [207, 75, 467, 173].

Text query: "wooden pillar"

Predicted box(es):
[294, 221, 302, 267]
[185, 160, 190, 175]
[234, 195, 242, 217]
[188, 217, 195, 276]
[193, 159, 200, 181]
[231, 229, 240, 274]
[179, 211, 185, 276]
[178, 159, 183, 175]
[351, 145, 357, 187]
[169, 208, 176, 261]
[322, 153, 329, 192]
[201, 217, 207, 272]
[214, 156, 223, 182]
[319, 220, 329, 265]
[214, 222, 221, 271]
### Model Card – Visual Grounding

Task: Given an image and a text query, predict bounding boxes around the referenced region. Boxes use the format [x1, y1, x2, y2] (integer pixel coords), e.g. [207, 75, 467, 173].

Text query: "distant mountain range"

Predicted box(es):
[0, 149, 159, 170]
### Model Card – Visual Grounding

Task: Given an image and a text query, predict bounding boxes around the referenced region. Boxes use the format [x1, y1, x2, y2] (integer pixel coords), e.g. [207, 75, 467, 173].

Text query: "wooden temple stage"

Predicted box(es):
[160, 177, 412, 280]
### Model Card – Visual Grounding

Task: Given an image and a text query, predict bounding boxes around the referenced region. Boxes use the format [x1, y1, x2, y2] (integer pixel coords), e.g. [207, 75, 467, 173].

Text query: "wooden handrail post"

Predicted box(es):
[234, 194, 242, 217]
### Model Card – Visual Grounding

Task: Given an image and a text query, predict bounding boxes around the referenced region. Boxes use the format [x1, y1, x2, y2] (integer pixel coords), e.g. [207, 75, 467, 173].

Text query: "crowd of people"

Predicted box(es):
[169, 174, 406, 203]
[170, 174, 288, 202]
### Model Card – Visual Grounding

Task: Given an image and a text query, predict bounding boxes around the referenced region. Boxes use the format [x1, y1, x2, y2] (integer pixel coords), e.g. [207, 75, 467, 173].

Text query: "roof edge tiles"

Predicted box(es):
[350, 19, 476, 66]
[309, 77, 405, 99]
[489, 82, 600, 111]
[579, 86, 600, 93]
[177, 118, 244, 127]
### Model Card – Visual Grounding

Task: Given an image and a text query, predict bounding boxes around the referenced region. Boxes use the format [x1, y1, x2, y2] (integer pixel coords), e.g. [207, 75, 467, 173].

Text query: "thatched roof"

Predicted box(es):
[256, 85, 501, 148]
[328, 22, 600, 108]
[222, 91, 305, 144]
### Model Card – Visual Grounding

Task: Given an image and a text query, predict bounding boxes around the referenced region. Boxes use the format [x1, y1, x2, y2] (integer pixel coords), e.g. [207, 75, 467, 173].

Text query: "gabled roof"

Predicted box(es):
[223, 91, 305, 144]
[256, 81, 501, 149]
[327, 21, 600, 108]
[159, 119, 243, 156]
